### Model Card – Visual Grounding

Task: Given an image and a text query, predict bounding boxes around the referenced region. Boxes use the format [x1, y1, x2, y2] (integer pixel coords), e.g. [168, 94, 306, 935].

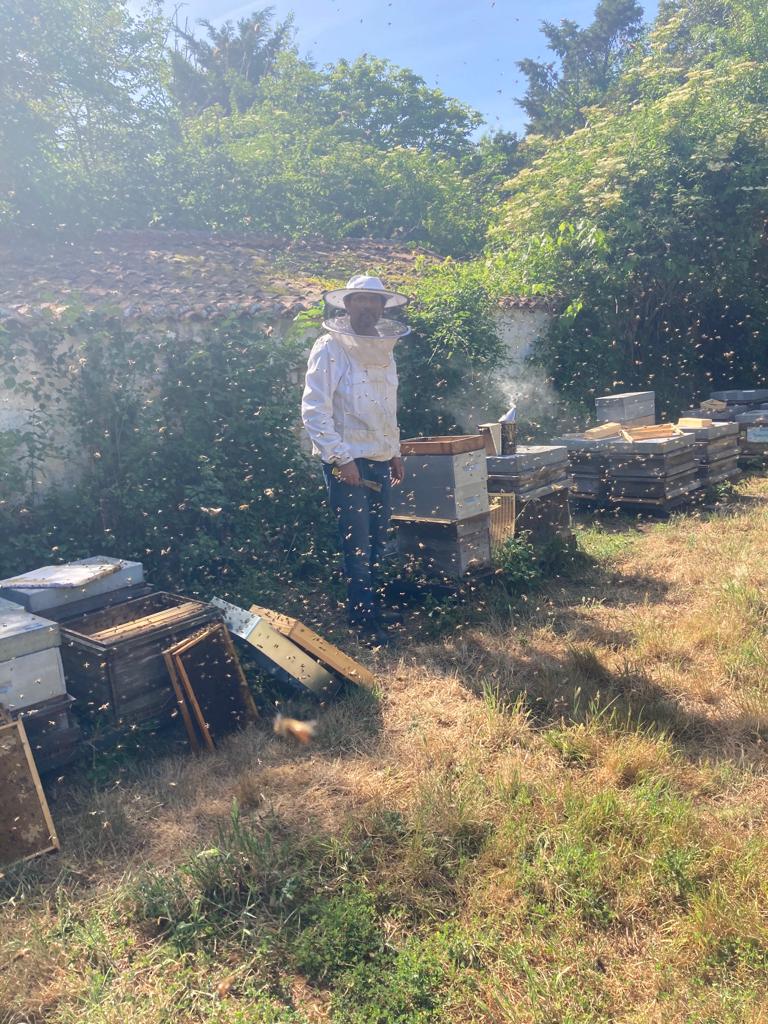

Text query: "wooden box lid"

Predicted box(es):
[400, 435, 486, 456]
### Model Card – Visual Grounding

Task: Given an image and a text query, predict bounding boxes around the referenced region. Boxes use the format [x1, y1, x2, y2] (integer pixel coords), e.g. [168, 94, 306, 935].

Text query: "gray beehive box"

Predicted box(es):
[0, 606, 67, 713]
[392, 448, 489, 521]
[395, 513, 491, 577]
[487, 445, 569, 475]
[595, 391, 655, 425]
[711, 389, 768, 404]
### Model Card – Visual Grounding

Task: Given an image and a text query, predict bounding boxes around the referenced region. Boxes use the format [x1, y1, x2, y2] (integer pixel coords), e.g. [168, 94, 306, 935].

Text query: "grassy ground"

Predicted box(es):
[2, 475, 768, 1024]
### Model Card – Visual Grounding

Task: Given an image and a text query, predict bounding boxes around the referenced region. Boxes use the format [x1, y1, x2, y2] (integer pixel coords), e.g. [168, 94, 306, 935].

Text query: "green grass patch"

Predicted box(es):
[575, 523, 640, 562]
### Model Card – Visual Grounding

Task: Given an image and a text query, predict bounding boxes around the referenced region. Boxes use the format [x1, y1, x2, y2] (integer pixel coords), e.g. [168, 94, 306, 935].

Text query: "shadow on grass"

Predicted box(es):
[434, 632, 767, 763]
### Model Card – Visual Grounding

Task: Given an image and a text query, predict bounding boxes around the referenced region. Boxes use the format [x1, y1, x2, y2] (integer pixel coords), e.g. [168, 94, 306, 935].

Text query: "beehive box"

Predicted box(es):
[736, 411, 768, 461]
[595, 391, 655, 425]
[394, 512, 491, 577]
[605, 442, 700, 509]
[551, 435, 612, 503]
[487, 445, 571, 499]
[0, 647, 67, 714]
[0, 604, 60, 661]
[0, 558, 145, 615]
[683, 406, 741, 423]
[60, 591, 219, 733]
[393, 437, 489, 521]
[710, 389, 768, 406]
[675, 421, 740, 484]
[0, 605, 66, 713]
[13, 694, 82, 774]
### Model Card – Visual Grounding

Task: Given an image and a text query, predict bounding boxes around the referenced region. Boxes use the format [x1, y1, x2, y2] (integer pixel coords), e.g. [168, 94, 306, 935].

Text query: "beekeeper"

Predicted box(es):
[301, 274, 411, 646]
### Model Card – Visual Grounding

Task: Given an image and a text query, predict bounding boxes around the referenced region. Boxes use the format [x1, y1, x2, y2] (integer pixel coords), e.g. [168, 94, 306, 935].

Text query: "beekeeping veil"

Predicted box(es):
[323, 274, 411, 367]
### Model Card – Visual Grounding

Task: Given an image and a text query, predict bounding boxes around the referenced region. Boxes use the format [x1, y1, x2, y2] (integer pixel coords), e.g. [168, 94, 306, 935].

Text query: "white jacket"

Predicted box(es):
[301, 325, 402, 465]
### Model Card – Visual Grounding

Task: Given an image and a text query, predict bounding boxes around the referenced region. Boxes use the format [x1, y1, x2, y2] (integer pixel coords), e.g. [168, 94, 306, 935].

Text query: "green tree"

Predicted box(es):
[169, 8, 294, 114]
[157, 52, 489, 253]
[490, 0, 768, 409]
[324, 55, 482, 156]
[517, 0, 644, 137]
[0, 0, 170, 230]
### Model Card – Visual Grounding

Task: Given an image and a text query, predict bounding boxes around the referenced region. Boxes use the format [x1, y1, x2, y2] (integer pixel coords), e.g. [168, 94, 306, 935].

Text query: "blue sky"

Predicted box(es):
[160, 0, 659, 135]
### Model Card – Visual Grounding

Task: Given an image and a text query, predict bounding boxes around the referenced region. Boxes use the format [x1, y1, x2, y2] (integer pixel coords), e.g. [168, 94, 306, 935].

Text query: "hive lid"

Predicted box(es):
[487, 445, 568, 473]
[400, 435, 486, 456]
[0, 558, 145, 613]
[0, 560, 122, 590]
[595, 391, 655, 405]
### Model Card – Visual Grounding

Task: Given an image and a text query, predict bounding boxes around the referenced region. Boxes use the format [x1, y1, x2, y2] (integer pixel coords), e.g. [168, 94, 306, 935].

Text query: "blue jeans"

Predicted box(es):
[323, 458, 392, 627]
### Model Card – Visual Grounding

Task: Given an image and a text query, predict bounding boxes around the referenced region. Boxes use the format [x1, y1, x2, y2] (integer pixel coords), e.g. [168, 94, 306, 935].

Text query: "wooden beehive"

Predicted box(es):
[393, 442, 489, 522]
[394, 512, 492, 577]
[60, 591, 220, 736]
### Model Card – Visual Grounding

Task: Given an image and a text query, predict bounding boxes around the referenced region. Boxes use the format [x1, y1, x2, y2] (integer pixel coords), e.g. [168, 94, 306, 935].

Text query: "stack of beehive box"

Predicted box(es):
[683, 391, 768, 465]
[735, 409, 768, 463]
[603, 431, 700, 510]
[391, 436, 492, 577]
[675, 418, 741, 484]
[0, 599, 80, 773]
[485, 445, 572, 544]
[0, 556, 221, 745]
[555, 392, 657, 506]
[551, 433, 611, 504]
[553, 425, 701, 512]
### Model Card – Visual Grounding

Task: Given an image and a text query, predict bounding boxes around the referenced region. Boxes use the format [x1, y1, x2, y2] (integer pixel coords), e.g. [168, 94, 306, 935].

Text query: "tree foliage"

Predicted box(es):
[1, 3, 495, 253]
[1, 0, 171, 229]
[516, 0, 644, 137]
[169, 8, 294, 114]
[492, 0, 768, 409]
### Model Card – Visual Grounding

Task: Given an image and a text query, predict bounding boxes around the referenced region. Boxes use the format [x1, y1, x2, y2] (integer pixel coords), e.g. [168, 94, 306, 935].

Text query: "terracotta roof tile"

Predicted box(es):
[497, 294, 559, 313]
[0, 229, 435, 324]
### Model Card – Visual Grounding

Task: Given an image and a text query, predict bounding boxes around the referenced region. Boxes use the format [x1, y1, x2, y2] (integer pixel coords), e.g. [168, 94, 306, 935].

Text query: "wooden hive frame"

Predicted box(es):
[488, 494, 517, 549]
[0, 716, 59, 868]
[249, 606, 375, 689]
[164, 624, 258, 753]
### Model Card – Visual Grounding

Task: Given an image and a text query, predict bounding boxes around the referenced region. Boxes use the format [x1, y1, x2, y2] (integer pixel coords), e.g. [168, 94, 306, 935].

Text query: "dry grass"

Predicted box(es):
[2, 474, 768, 1024]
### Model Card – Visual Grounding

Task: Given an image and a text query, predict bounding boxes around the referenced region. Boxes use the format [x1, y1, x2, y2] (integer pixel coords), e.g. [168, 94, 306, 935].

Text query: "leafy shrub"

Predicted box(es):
[494, 536, 539, 593]
[292, 884, 383, 983]
[331, 937, 448, 1024]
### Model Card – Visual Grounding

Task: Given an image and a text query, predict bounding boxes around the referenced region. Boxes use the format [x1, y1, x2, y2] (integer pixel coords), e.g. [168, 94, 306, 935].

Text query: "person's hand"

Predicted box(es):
[389, 456, 405, 485]
[337, 461, 362, 486]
